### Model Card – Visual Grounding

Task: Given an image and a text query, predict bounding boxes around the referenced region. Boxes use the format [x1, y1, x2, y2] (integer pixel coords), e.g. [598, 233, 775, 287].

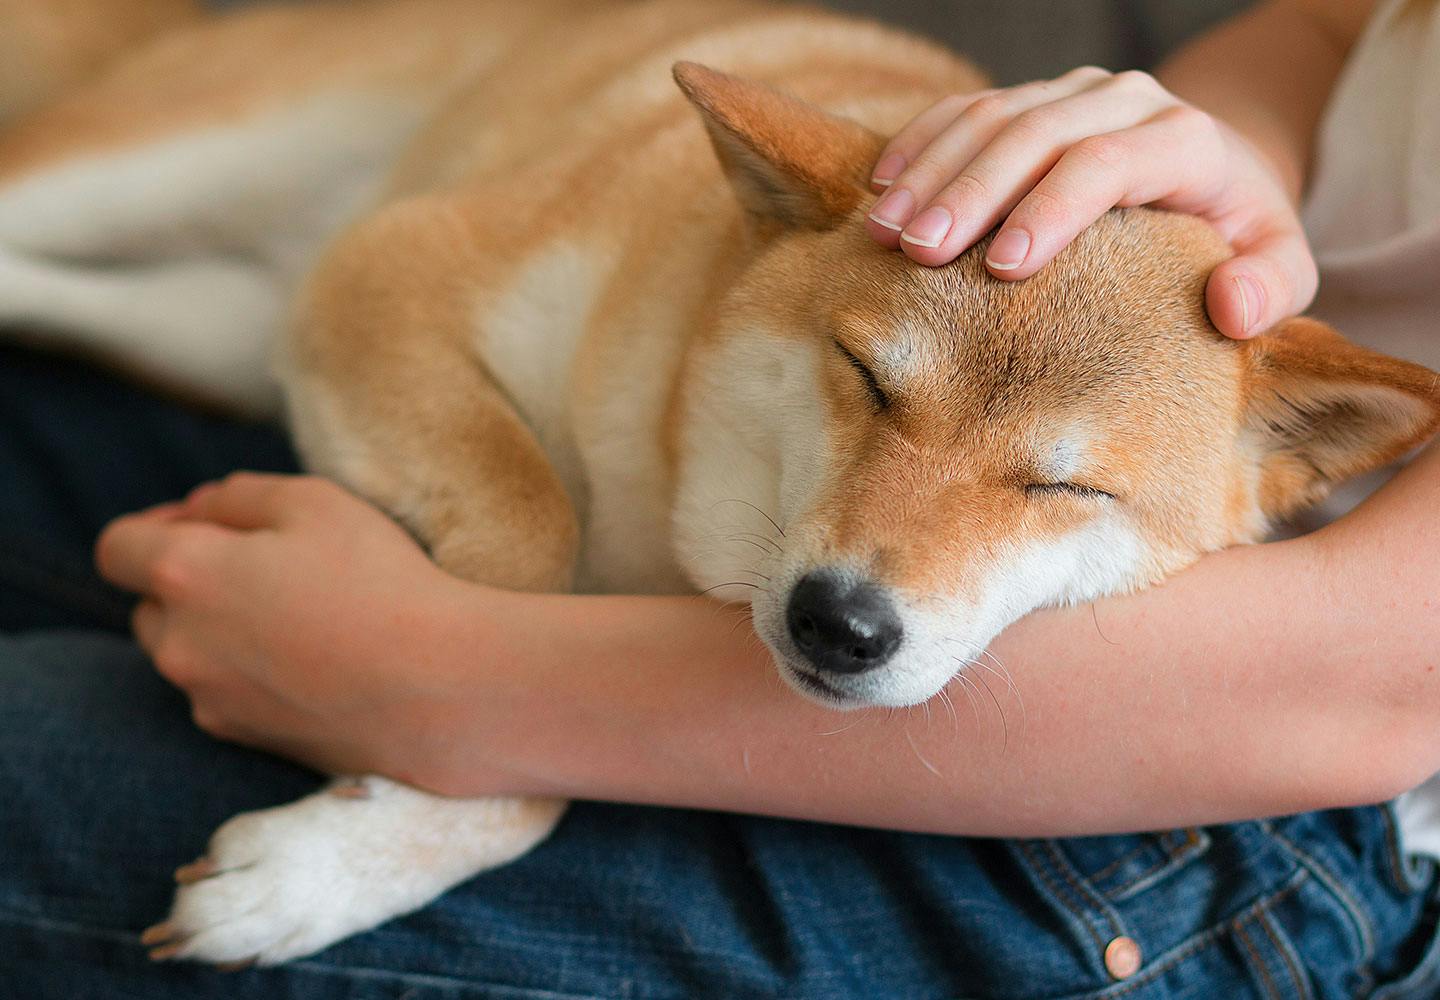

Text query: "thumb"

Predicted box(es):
[1205, 226, 1318, 339]
[182, 472, 298, 532]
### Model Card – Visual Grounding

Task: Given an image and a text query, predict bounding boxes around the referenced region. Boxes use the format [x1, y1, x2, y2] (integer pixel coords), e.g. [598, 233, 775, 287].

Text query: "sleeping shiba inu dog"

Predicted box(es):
[2, 0, 1439, 967]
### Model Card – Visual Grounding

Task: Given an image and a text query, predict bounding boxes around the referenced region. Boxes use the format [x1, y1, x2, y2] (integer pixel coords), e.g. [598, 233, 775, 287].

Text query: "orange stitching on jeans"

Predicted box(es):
[1082, 829, 1209, 901]
[1043, 841, 1123, 937]
[1086, 842, 1154, 885]
[1109, 830, 1209, 901]
[1256, 908, 1313, 1000]
[1096, 874, 1307, 1000]
[1267, 825, 1376, 964]
[1233, 920, 1283, 1000]
[1018, 841, 1109, 954]
[1377, 805, 1422, 895]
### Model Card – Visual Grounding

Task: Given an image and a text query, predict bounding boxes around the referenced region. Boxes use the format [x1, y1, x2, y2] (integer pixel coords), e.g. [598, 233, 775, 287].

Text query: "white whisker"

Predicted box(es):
[905, 727, 942, 778]
[951, 673, 983, 731]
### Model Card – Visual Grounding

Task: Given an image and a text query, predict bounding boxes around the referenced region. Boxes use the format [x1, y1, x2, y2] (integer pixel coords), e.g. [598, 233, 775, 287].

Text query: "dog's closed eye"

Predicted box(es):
[834, 340, 891, 411]
[1024, 482, 1116, 501]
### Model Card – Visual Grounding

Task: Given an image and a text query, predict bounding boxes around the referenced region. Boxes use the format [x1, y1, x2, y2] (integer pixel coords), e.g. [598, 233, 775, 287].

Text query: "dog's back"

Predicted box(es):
[0, 0, 980, 398]
[0, 0, 985, 589]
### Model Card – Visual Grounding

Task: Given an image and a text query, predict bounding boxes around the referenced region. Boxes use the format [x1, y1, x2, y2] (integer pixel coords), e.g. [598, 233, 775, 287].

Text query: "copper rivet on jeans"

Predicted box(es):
[1104, 936, 1142, 980]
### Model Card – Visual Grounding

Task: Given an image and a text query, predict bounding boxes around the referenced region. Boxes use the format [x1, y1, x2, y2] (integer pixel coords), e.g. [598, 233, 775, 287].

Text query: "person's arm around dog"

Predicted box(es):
[867, 0, 1374, 338]
[96, 451, 1440, 838]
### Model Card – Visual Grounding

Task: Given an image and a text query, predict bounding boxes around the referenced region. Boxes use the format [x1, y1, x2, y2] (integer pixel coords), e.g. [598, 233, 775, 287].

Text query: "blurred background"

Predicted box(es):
[207, 0, 1257, 83]
[818, 0, 1252, 82]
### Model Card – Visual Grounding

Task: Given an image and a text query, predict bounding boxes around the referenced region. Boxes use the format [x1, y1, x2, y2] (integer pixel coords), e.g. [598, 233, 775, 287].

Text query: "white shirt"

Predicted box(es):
[1300, 0, 1440, 856]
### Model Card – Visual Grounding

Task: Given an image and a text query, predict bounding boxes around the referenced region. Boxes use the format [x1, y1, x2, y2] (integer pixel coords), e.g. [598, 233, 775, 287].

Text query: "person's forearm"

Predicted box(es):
[412, 446, 1440, 837]
[1157, 0, 1374, 202]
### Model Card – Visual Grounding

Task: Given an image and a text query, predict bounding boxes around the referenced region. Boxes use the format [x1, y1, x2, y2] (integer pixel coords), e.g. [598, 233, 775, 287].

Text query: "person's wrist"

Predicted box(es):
[382, 575, 549, 796]
[352, 570, 487, 784]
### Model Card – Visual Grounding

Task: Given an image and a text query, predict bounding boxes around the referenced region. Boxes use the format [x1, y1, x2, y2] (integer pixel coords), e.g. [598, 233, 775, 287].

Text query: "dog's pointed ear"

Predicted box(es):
[1242, 317, 1440, 517]
[673, 61, 883, 228]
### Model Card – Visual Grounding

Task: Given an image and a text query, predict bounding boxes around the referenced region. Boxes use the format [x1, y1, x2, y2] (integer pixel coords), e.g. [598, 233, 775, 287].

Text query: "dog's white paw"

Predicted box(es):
[142, 779, 423, 965]
[142, 777, 567, 966]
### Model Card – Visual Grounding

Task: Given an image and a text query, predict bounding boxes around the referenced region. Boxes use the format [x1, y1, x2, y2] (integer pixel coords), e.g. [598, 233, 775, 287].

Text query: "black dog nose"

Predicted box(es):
[785, 571, 903, 675]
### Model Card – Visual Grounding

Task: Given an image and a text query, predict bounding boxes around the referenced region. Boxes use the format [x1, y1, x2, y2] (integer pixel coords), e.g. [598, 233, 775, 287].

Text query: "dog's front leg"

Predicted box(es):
[143, 778, 566, 965]
[148, 219, 587, 964]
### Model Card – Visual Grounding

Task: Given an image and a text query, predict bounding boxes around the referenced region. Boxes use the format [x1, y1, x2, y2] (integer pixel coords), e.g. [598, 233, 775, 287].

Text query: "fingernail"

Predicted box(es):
[140, 923, 175, 946]
[174, 858, 216, 884]
[1234, 274, 1265, 335]
[867, 188, 914, 231]
[871, 153, 907, 187]
[900, 207, 954, 249]
[986, 228, 1032, 271]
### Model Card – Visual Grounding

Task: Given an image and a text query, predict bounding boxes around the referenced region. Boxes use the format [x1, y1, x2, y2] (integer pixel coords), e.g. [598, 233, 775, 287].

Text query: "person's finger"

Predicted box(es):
[872, 65, 1113, 190]
[96, 515, 230, 598]
[182, 471, 308, 531]
[866, 67, 1113, 245]
[96, 513, 186, 594]
[131, 599, 166, 658]
[940, 107, 1216, 277]
[870, 91, 995, 191]
[891, 80, 1189, 265]
[129, 501, 187, 523]
[1205, 225, 1317, 338]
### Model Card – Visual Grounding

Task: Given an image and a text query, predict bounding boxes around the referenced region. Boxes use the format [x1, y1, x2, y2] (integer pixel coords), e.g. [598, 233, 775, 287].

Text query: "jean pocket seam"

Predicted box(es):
[1254, 906, 1315, 1000]
[1084, 843, 1153, 887]
[1380, 802, 1436, 896]
[1081, 870, 1308, 1000]
[1106, 829, 1212, 903]
[1232, 919, 1286, 1000]
[1017, 840, 1125, 960]
[1265, 822, 1377, 967]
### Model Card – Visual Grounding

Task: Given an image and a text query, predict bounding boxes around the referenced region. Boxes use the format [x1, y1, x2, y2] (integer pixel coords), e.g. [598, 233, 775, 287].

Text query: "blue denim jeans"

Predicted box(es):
[3, 343, 1440, 999]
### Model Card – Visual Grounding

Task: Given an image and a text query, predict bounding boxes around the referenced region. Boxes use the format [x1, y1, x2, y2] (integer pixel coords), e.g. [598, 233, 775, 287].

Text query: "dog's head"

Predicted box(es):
[670, 63, 1440, 708]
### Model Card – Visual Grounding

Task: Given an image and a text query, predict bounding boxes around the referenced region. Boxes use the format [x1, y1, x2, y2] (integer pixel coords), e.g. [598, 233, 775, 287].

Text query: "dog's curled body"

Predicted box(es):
[3, 0, 1439, 966]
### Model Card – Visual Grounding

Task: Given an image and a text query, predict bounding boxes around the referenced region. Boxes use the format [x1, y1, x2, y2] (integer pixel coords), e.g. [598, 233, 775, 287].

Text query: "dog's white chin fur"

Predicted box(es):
[775, 660, 955, 710]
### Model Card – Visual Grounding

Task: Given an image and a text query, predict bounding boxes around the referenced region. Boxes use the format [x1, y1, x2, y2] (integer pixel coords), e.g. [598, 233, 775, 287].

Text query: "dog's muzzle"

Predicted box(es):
[784, 569, 903, 678]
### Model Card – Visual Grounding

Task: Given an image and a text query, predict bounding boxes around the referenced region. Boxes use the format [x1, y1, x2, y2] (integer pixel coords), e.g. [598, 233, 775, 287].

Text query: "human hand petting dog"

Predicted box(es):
[95, 473, 483, 782]
[865, 67, 1314, 339]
